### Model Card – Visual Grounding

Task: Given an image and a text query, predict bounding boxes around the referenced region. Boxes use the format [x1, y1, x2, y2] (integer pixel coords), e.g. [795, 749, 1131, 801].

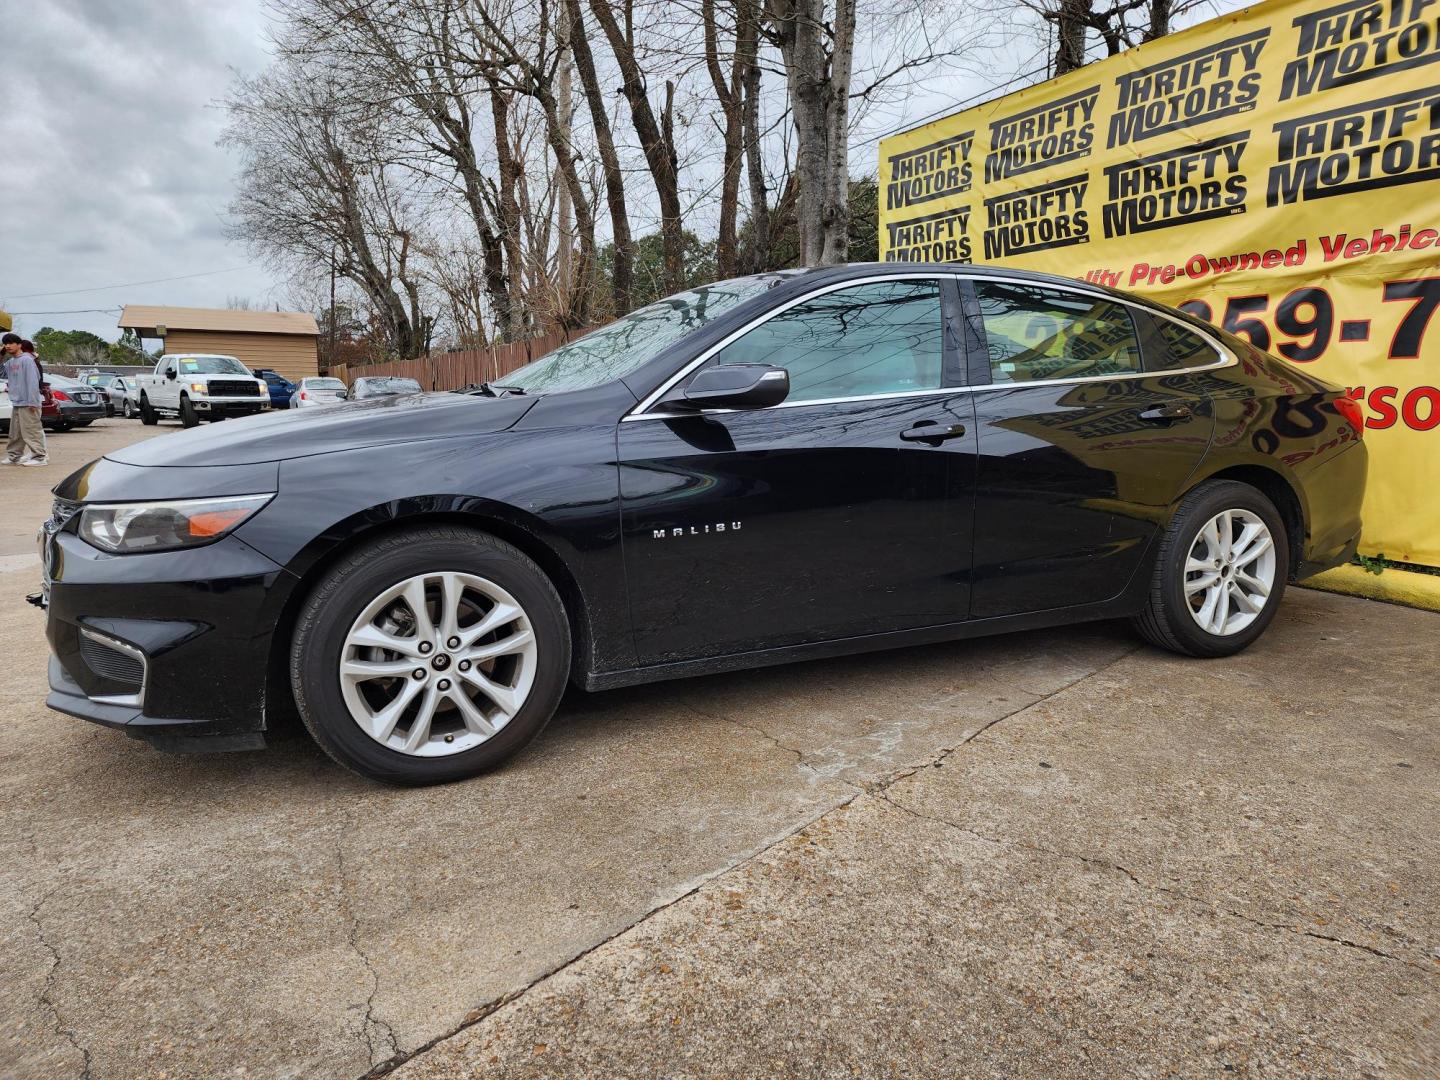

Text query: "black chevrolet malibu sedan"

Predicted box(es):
[38, 264, 1367, 785]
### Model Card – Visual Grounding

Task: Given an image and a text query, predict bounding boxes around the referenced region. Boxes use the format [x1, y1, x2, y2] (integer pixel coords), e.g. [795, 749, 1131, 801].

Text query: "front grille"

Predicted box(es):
[208, 380, 261, 397]
[79, 633, 145, 686]
[51, 499, 80, 529]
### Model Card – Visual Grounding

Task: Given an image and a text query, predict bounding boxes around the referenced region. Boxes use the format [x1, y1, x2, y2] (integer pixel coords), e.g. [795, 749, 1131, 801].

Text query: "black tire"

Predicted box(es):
[289, 526, 571, 785]
[76, 420, 93, 427]
[1133, 479, 1289, 658]
[123, 399, 136, 419]
[55, 420, 73, 432]
[179, 396, 199, 428]
[139, 395, 158, 426]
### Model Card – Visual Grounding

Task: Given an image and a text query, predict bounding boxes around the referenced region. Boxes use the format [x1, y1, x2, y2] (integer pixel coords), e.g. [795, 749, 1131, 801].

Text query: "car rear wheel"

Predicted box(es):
[289, 526, 570, 785]
[139, 395, 158, 426]
[1133, 480, 1289, 658]
[179, 396, 199, 428]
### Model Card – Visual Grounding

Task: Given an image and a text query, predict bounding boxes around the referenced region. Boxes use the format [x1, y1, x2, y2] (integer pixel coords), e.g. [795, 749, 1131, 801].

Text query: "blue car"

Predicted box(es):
[253, 368, 297, 410]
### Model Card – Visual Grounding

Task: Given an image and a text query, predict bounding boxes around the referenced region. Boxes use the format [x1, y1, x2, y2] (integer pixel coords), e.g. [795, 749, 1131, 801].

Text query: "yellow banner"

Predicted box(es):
[879, 0, 1440, 566]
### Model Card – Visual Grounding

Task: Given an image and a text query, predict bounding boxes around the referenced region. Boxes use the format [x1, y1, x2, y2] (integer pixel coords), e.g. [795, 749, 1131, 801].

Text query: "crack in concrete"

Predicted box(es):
[692, 705, 859, 788]
[873, 789, 1437, 979]
[364, 646, 1145, 1078]
[335, 841, 401, 1066]
[25, 888, 93, 1079]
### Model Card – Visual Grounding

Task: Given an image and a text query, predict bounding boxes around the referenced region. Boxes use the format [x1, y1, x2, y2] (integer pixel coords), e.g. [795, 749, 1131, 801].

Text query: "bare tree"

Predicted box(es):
[1026, 0, 1206, 74]
[765, 0, 856, 265]
[565, 0, 635, 314]
[222, 64, 432, 358]
[587, 0, 687, 294]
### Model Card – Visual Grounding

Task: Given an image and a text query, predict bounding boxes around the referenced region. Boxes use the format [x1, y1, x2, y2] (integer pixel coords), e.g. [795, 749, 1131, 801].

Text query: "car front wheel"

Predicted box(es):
[1133, 479, 1289, 658]
[289, 526, 571, 785]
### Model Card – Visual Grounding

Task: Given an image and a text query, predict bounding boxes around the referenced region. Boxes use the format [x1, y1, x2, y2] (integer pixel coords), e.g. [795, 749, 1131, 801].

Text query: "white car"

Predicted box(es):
[290, 376, 349, 408]
[0, 378, 10, 433]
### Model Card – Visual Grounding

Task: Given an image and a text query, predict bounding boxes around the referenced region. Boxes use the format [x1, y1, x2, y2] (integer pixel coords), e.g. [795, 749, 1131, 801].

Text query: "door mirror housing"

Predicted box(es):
[679, 364, 789, 411]
[165, 368, 177, 381]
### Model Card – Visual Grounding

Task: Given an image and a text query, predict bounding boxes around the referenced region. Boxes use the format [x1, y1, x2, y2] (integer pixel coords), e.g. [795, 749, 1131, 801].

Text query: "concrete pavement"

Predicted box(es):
[1, 420, 1435, 1078]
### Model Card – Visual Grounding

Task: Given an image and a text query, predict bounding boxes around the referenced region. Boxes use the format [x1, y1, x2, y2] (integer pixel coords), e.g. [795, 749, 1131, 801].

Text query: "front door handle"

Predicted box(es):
[1137, 403, 1192, 423]
[900, 421, 967, 444]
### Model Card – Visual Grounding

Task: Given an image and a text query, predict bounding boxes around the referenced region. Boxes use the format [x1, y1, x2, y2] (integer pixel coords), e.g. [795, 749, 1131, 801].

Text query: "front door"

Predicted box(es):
[617, 277, 977, 664]
[963, 278, 1215, 618]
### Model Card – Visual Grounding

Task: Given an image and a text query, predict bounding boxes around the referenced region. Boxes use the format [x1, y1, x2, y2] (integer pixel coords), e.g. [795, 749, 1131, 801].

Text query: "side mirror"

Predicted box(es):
[680, 364, 789, 410]
[165, 369, 176, 381]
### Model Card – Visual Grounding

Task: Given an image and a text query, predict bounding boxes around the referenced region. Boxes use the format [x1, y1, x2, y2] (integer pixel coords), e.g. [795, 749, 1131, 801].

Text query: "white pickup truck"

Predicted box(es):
[134, 354, 271, 427]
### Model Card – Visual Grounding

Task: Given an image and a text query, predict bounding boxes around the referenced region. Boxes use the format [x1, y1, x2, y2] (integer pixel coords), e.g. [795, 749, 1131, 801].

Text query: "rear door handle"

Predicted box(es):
[1137, 403, 1192, 422]
[900, 422, 967, 443]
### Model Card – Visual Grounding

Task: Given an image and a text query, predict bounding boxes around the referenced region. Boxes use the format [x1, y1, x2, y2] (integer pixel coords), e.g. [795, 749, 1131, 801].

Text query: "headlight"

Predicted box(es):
[79, 494, 273, 553]
[190, 383, 208, 394]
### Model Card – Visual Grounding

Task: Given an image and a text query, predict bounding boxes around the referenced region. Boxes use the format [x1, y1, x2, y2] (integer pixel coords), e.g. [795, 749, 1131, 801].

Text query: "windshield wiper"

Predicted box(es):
[452, 381, 527, 397]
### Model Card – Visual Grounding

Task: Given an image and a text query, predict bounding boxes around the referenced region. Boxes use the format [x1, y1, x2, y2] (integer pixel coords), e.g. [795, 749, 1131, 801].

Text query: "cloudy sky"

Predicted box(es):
[0, 0, 1244, 345]
[0, 0, 278, 342]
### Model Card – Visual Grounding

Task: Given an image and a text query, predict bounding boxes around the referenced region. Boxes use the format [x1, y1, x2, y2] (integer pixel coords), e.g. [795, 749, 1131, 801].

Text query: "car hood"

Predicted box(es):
[106, 391, 538, 467]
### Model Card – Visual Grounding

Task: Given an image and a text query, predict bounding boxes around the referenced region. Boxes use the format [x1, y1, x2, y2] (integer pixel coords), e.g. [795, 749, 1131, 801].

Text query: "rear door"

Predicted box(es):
[617, 276, 978, 663]
[962, 278, 1217, 619]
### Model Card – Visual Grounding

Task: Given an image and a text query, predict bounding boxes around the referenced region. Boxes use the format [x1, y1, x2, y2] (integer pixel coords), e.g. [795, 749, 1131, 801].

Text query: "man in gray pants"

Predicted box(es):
[3, 332, 47, 466]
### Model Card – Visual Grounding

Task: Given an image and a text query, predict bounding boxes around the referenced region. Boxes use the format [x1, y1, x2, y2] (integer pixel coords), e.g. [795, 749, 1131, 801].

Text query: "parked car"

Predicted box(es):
[108, 376, 143, 418]
[290, 376, 349, 408]
[39, 264, 1366, 786]
[84, 374, 135, 417]
[134, 354, 270, 427]
[351, 376, 423, 400]
[253, 368, 298, 409]
[45, 375, 107, 430]
[0, 378, 58, 432]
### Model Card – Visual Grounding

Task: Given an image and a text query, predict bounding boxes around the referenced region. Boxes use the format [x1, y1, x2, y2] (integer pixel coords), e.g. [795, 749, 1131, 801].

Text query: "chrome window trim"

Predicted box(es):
[621, 270, 1236, 422]
[79, 626, 148, 709]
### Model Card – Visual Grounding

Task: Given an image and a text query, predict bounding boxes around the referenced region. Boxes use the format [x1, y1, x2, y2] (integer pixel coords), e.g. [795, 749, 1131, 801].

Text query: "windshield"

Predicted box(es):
[501, 275, 791, 394]
[307, 378, 346, 391]
[173, 355, 250, 376]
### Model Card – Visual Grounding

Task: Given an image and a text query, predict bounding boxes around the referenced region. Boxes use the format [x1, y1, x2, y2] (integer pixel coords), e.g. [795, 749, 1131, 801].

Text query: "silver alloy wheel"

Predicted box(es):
[1184, 508, 1276, 637]
[339, 571, 538, 757]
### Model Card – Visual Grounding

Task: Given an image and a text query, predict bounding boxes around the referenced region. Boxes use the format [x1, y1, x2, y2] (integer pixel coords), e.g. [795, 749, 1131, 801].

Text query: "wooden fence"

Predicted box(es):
[330, 326, 603, 392]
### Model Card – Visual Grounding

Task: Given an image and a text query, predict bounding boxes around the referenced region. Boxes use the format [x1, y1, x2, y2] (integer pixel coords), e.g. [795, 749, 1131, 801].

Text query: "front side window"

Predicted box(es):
[705, 279, 944, 403]
[975, 282, 1142, 385]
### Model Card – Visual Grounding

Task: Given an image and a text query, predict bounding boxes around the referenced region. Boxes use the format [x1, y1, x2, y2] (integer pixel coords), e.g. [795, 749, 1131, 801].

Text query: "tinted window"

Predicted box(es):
[975, 282, 1142, 384]
[1152, 317, 1218, 369]
[707, 280, 944, 403]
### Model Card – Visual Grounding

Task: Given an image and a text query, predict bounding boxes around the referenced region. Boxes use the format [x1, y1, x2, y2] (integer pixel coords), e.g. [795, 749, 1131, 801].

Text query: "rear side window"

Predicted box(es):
[975, 282, 1142, 384]
[707, 280, 944, 403]
[1150, 316, 1219, 369]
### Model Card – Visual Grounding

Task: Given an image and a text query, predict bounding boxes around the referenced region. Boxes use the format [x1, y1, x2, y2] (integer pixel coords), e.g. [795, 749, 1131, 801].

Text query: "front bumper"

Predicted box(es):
[42, 527, 292, 751]
[193, 396, 270, 417]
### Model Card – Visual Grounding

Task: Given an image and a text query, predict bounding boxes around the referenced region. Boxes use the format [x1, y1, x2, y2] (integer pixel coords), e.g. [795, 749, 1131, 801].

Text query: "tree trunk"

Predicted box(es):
[766, 0, 855, 266]
[738, 0, 770, 272]
[587, 0, 686, 294]
[555, 1, 576, 297]
[566, 0, 633, 314]
[487, 84, 529, 340]
[1053, 0, 1090, 75]
[702, 0, 744, 278]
